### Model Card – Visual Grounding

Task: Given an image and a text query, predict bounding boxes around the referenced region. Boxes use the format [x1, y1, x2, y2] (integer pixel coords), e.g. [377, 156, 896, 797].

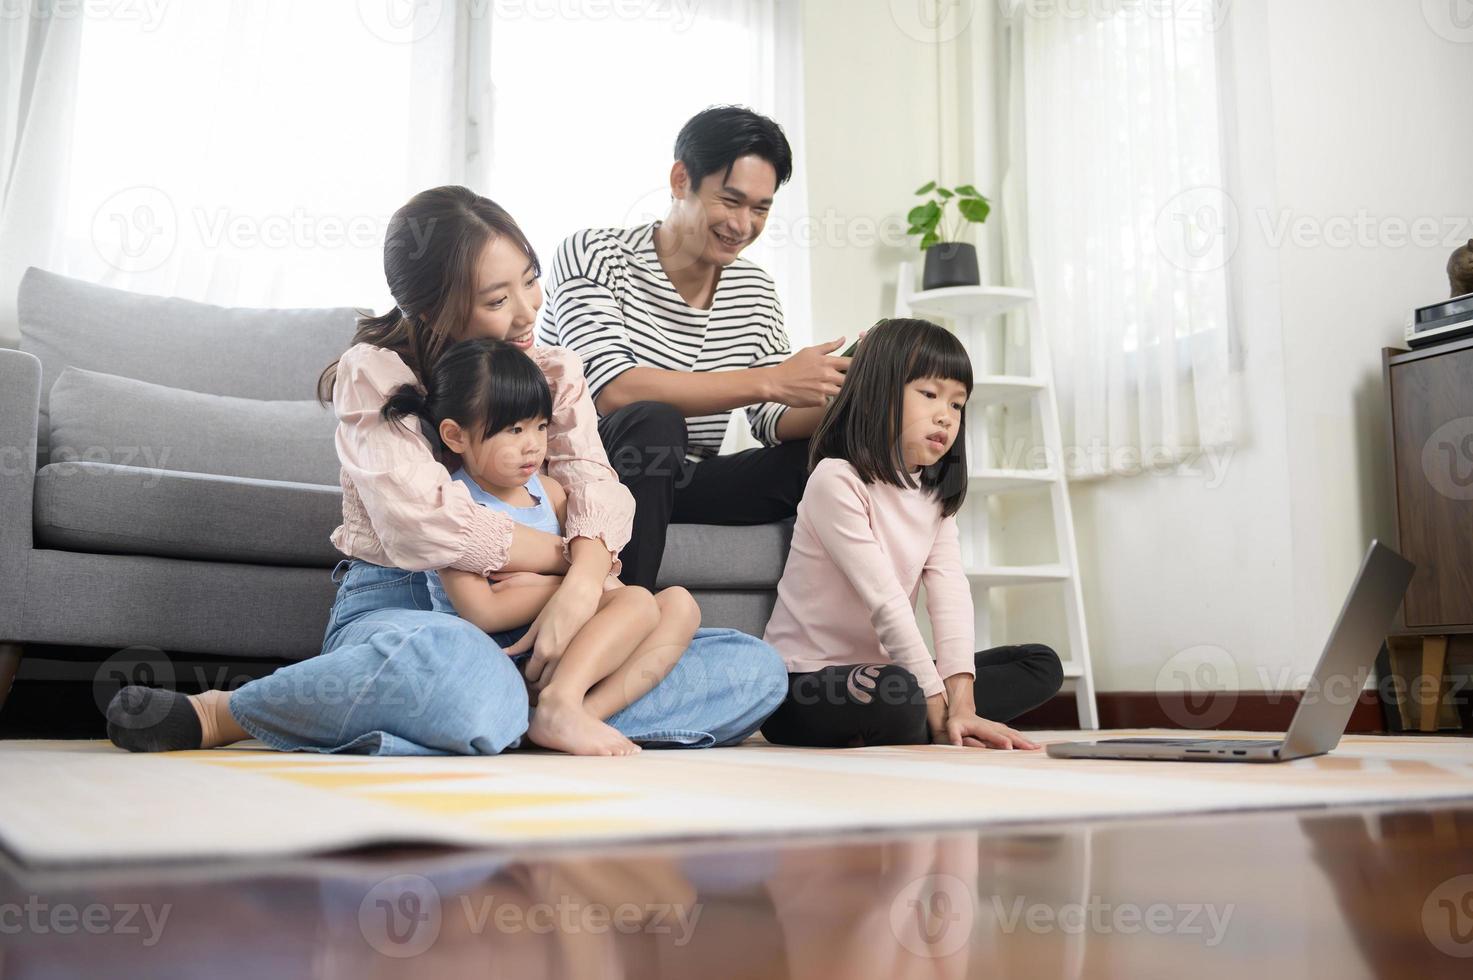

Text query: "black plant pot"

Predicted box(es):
[922, 242, 980, 290]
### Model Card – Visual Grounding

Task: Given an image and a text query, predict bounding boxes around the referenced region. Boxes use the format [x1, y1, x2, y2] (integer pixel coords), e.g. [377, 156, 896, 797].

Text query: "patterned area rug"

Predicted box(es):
[2, 731, 1471, 866]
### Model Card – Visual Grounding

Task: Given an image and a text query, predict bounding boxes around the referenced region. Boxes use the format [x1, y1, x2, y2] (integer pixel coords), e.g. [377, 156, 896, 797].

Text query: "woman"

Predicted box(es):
[106, 185, 787, 754]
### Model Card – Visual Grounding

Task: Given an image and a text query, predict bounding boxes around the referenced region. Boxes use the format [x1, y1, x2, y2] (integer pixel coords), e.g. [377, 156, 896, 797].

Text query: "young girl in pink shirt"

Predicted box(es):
[761, 318, 1064, 749]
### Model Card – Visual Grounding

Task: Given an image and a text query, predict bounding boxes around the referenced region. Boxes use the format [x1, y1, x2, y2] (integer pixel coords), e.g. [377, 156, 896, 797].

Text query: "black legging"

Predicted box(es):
[760, 644, 1065, 748]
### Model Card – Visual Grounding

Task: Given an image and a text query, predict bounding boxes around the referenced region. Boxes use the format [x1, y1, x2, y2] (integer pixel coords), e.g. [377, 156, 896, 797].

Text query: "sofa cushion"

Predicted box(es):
[33, 462, 794, 582]
[49, 366, 339, 486]
[657, 521, 792, 589]
[34, 462, 344, 567]
[16, 267, 356, 462]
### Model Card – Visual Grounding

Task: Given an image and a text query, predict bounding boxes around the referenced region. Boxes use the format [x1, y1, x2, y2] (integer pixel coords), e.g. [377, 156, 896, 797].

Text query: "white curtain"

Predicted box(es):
[0, 3, 83, 344]
[708, 0, 814, 350]
[7, 1, 809, 353]
[42, 2, 490, 315]
[1001, 0, 1235, 476]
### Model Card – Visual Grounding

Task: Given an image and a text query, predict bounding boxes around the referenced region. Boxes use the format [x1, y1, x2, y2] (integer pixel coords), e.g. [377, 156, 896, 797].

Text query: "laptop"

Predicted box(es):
[1047, 540, 1415, 763]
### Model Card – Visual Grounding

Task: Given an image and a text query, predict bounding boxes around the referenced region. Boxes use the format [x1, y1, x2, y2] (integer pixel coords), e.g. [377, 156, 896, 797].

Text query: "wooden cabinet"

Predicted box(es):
[1382, 339, 1473, 732]
[1385, 339, 1473, 632]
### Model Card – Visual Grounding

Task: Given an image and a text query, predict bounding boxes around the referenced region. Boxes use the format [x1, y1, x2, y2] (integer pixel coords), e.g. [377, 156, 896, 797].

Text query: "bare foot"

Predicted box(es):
[527, 696, 640, 756]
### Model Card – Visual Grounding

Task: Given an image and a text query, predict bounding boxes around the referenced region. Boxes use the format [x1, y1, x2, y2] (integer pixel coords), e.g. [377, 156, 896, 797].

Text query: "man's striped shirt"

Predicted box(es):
[540, 222, 791, 460]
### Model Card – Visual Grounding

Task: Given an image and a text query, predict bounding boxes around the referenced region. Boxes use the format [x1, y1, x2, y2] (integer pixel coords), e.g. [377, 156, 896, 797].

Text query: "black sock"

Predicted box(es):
[106, 686, 203, 752]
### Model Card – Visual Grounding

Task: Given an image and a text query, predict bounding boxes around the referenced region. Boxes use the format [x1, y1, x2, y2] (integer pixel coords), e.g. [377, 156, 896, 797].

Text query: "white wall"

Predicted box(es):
[801, 0, 974, 339]
[802, 0, 1473, 693]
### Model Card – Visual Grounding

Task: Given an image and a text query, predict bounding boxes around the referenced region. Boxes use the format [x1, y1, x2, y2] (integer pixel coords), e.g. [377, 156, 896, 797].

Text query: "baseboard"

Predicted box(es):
[1014, 690, 1388, 733]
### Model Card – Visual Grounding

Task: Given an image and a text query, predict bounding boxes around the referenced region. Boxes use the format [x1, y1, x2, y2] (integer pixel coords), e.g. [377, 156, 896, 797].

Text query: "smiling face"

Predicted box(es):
[669, 154, 778, 267]
[459, 234, 542, 351]
[899, 376, 968, 471]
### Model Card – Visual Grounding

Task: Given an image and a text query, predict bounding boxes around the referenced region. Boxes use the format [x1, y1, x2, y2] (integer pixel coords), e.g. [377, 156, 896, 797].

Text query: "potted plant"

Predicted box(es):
[907, 181, 991, 290]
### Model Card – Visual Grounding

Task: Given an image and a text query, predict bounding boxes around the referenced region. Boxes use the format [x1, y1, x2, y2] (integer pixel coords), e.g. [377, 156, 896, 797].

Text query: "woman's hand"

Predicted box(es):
[932, 712, 1040, 750]
[503, 573, 600, 687]
[503, 537, 613, 689]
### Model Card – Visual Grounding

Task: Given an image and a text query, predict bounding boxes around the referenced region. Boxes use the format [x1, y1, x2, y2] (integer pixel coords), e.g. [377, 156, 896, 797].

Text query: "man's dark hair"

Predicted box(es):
[674, 105, 793, 192]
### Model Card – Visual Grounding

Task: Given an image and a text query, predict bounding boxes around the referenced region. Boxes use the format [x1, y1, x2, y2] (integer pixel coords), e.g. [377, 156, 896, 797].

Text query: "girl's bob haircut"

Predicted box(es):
[809, 317, 973, 517]
[380, 338, 553, 457]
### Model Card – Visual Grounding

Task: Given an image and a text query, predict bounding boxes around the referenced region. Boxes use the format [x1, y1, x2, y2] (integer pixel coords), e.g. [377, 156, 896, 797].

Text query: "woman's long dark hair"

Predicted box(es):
[317, 185, 540, 404]
[809, 318, 973, 517]
[381, 339, 553, 457]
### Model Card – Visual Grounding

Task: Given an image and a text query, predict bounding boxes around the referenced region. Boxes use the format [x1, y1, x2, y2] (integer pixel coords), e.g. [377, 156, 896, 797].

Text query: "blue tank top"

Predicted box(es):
[425, 467, 562, 614]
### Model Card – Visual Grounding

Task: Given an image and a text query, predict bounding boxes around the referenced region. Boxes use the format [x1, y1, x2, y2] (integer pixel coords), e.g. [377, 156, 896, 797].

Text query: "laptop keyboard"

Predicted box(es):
[1106, 738, 1282, 748]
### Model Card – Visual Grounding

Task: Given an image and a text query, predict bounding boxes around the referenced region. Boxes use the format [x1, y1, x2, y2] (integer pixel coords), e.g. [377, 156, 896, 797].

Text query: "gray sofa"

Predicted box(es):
[0, 268, 791, 711]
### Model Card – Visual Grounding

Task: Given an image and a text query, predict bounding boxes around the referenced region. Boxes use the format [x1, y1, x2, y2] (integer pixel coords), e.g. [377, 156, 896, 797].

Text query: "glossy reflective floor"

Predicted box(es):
[3, 800, 1473, 979]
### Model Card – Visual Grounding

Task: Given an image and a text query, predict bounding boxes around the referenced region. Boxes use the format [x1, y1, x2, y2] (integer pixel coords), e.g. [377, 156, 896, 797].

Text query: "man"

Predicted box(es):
[541, 105, 850, 589]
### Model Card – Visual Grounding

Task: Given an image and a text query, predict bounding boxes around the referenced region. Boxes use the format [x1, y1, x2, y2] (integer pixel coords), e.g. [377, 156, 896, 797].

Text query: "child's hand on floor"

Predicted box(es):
[933, 713, 1040, 751]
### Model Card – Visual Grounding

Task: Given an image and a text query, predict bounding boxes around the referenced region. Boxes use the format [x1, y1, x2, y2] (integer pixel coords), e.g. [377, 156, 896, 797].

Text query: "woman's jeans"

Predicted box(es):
[228, 559, 789, 755]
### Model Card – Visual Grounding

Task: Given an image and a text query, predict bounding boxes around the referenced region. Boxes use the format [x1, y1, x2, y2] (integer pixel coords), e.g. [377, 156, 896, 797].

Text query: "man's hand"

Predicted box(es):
[764, 337, 851, 408]
[932, 713, 1040, 750]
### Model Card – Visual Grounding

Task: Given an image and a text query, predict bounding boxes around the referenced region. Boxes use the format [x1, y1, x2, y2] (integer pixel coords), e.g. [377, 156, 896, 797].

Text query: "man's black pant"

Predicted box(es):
[597, 401, 810, 590]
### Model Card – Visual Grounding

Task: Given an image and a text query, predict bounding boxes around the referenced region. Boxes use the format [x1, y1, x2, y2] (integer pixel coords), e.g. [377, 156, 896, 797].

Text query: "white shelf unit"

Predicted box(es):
[896, 263, 1099, 727]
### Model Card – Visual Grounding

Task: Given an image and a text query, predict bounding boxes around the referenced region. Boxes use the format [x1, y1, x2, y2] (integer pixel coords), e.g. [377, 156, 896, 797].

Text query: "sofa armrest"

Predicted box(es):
[0, 348, 40, 637]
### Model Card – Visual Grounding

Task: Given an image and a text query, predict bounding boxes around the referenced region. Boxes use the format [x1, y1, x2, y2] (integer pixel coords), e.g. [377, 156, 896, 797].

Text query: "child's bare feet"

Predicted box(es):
[527, 695, 640, 756]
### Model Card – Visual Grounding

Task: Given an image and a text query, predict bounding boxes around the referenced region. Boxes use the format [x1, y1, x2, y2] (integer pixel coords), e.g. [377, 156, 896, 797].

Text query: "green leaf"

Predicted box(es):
[920, 231, 940, 250]
[954, 184, 982, 197]
[936, 187, 954, 199]
[957, 196, 992, 224]
[914, 180, 937, 195]
[906, 201, 940, 228]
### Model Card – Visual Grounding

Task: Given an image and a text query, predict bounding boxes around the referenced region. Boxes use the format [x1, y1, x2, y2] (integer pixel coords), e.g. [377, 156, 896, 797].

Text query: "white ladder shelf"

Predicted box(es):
[895, 263, 1099, 729]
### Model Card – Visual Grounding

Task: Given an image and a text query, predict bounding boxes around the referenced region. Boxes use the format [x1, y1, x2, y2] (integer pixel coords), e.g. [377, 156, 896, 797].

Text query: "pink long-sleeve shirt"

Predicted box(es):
[763, 457, 976, 697]
[328, 342, 634, 576]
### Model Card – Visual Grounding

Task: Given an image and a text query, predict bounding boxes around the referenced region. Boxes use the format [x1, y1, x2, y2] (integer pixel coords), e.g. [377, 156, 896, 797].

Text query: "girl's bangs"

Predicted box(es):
[903, 329, 974, 391]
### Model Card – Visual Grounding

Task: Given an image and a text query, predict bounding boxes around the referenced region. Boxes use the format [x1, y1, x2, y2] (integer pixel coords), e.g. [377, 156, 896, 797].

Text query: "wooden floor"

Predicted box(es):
[2, 798, 1472, 978]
